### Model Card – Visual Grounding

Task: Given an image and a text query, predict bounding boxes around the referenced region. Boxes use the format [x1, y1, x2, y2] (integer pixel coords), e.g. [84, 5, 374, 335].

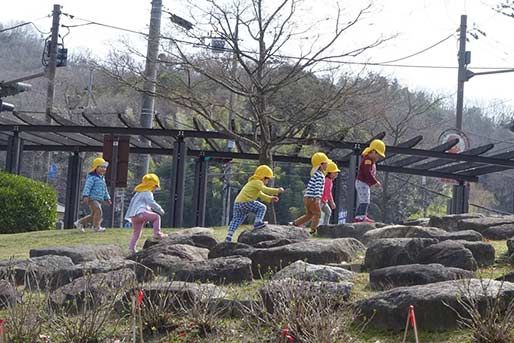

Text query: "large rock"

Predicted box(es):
[0, 255, 75, 289]
[358, 279, 514, 330]
[482, 224, 514, 240]
[369, 264, 474, 290]
[457, 241, 495, 267]
[237, 224, 309, 246]
[0, 280, 18, 309]
[508, 239, 514, 256]
[272, 260, 354, 283]
[428, 214, 484, 231]
[166, 256, 253, 284]
[29, 245, 124, 263]
[129, 243, 209, 281]
[363, 238, 438, 271]
[456, 216, 514, 233]
[253, 239, 299, 249]
[401, 218, 430, 226]
[143, 227, 218, 250]
[417, 241, 477, 271]
[260, 279, 353, 313]
[209, 239, 364, 277]
[44, 259, 139, 290]
[50, 268, 136, 310]
[496, 272, 514, 283]
[248, 238, 365, 275]
[362, 225, 482, 244]
[316, 223, 375, 241]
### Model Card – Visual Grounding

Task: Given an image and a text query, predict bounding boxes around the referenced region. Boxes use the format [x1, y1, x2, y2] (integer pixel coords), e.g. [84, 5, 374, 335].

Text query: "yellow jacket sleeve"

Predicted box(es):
[261, 185, 280, 196]
[257, 191, 273, 203]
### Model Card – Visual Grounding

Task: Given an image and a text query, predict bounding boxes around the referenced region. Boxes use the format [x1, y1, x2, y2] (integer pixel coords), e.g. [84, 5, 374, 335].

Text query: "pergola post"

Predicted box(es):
[64, 150, 82, 229]
[451, 181, 469, 214]
[331, 174, 342, 224]
[5, 129, 23, 174]
[346, 144, 361, 223]
[192, 154, 209, 227]
[169, 135, 186, 228]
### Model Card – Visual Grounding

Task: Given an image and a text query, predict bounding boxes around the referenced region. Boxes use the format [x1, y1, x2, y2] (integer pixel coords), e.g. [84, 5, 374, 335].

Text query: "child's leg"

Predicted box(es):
[308, 199, 322, 232]
[250, 201, 267, 226]
[355, 180, 371, 219]
[128, 214, 145, 251]
[225, 203, 248, 242]
[320, 202, 332, 225]
[140, 211, 164, 238]
[89, 200, 103, 229]
[294, 197, 314, 226]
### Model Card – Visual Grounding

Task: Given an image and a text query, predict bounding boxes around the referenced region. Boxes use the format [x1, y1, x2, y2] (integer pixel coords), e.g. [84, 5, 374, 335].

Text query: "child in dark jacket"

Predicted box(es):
[354, 139, 386, 223]
[74, 157, 111, 232]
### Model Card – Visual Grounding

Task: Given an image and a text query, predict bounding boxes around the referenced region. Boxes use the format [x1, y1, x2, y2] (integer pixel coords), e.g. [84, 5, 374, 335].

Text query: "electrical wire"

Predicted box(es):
[377, 33, 455, 64]
[59, 12, 514, 71]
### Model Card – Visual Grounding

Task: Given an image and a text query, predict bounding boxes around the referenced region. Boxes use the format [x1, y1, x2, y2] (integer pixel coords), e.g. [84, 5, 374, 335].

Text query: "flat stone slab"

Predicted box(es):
[482, 224, 514, 240]
[272, 260, 354, 283]
[237, 224, 309, 246]
[364, 238, 438, 271]
[358, 279, 514, 331]
[30, 245, 124, 263]
[362, 225, 482, 244]
[417, 240, 477, 271]
[316, 223, 376, 241]
[143, 227, 218, 250]
[369, 263, 474, 290]
[165, 256, 253, 284]
[456, 216, 514, 233]
[428, 214, 484, 231]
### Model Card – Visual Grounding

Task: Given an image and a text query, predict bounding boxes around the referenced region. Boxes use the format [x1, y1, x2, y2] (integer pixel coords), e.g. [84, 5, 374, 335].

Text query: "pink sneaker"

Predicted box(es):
[363, 216, 375, 223]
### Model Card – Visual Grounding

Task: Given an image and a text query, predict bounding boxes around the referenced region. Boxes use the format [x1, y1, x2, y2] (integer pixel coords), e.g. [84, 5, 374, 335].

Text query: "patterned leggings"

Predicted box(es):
[225, 201, 267, 242]
[355, 180, 371, 218]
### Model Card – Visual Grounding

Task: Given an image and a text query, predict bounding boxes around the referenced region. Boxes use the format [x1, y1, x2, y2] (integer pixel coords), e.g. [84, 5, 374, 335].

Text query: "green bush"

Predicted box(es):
[0, 172, 57, 233]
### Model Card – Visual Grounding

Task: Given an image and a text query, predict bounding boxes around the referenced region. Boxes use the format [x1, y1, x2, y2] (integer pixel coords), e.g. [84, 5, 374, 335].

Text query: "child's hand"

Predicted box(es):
[376, 181, 382, 188]
[278, 187, 285, 193]
[106, 199, 112, 206]
[271, 196, 280, 203]
[83, 197, 90, 205]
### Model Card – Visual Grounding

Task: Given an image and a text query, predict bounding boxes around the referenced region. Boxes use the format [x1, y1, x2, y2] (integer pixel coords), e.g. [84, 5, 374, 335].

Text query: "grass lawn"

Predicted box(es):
[0, 228, 513, 342]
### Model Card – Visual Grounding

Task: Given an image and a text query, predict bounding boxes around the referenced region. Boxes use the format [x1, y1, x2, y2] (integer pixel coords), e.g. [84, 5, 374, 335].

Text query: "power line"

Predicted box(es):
[377, 34, 455, 64]
[60, 12, 514, 71]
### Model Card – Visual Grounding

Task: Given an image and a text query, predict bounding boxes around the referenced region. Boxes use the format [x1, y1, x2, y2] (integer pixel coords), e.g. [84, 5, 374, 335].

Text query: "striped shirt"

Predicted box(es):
[304, 169, 325, 198]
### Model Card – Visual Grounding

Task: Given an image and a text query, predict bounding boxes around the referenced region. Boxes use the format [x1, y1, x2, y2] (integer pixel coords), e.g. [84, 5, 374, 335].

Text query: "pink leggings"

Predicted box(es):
[129, 211, 162, 250]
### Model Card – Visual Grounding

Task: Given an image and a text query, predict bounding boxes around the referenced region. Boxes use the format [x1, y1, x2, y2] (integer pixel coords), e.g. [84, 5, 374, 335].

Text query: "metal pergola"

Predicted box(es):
[1, 111, 514, 228]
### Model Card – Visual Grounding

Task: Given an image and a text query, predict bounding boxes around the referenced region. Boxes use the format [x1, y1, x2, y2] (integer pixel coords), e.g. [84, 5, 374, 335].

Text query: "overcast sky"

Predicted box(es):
[2, 0, 514, 113]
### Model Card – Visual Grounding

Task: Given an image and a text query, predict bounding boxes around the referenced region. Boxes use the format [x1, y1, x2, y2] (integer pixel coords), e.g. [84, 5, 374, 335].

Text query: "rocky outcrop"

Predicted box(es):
[29, 245, 124, 263]
[237, 225, 309, 246]
[272, 260, 354, 283]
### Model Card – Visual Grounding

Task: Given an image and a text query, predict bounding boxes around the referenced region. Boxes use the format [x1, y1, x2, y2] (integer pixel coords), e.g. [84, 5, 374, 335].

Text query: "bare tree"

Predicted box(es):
[104, 0, 389, 165]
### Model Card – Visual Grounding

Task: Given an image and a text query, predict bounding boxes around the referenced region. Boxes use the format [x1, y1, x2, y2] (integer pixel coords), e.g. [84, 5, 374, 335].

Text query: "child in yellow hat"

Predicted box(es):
[125, 173, 168, 254]
[291, 152, 329, 234]
[225, 165, 284, 242]
[74, 157, 111, 232]
[354, 139, 386, 223]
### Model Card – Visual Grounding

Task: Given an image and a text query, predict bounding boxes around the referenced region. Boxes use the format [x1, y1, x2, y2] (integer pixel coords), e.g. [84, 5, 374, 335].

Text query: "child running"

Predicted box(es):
[320, 160, 340, 225]
[125, 173, 168, 254]
[354, 139, 386, 223]
[225, 165, 284, 242]
[291, 152, 329, 234]
[74, 157, 111, 232]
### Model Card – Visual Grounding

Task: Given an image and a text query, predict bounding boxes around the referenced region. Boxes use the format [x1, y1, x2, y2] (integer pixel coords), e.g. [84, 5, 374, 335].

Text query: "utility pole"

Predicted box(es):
[456, 14, 468, 131]
[138, 0, 162, 178]
[44, 4, 61, 183]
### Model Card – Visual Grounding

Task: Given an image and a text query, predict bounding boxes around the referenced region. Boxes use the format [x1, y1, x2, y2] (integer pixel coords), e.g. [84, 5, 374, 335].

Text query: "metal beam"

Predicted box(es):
[435, 150, 514, 174]
[389, 138, 459, 167]
[346, 145, 360, 222]
[414, 144, 494, 170]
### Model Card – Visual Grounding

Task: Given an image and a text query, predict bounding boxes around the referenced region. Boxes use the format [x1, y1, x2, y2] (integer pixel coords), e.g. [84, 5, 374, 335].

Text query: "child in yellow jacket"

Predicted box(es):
[225, 165, 284, 242]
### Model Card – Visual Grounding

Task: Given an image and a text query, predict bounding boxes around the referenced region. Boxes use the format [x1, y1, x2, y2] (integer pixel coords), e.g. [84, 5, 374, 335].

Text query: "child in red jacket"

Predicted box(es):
[354, 139, 386, 223]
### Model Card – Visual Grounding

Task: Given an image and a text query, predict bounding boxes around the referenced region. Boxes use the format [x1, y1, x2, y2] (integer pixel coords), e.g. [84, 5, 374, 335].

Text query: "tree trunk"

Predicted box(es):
[258, 144, 278, 224]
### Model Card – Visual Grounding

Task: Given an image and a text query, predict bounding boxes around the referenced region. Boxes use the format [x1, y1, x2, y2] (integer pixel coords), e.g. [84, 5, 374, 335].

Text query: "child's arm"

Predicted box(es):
[146, 192, 165, 215]
[104, 180, 111, 201]
[260, 184, 281, 196]
[82, 175, 93, 198]
[257, 191, 274, 203]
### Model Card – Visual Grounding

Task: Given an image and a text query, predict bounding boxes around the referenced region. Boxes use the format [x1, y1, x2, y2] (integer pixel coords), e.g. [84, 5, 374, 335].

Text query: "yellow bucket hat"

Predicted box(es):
[90, 157, 109, 172]
[249, 165, 274, 181]
[134, 173, 161, 192]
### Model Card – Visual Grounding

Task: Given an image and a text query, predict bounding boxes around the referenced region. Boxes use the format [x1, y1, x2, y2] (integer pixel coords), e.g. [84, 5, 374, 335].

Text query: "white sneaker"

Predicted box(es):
[74, 220, 85, 232]
[95, 227, 106, 232]
[128, 248, 137, 255]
